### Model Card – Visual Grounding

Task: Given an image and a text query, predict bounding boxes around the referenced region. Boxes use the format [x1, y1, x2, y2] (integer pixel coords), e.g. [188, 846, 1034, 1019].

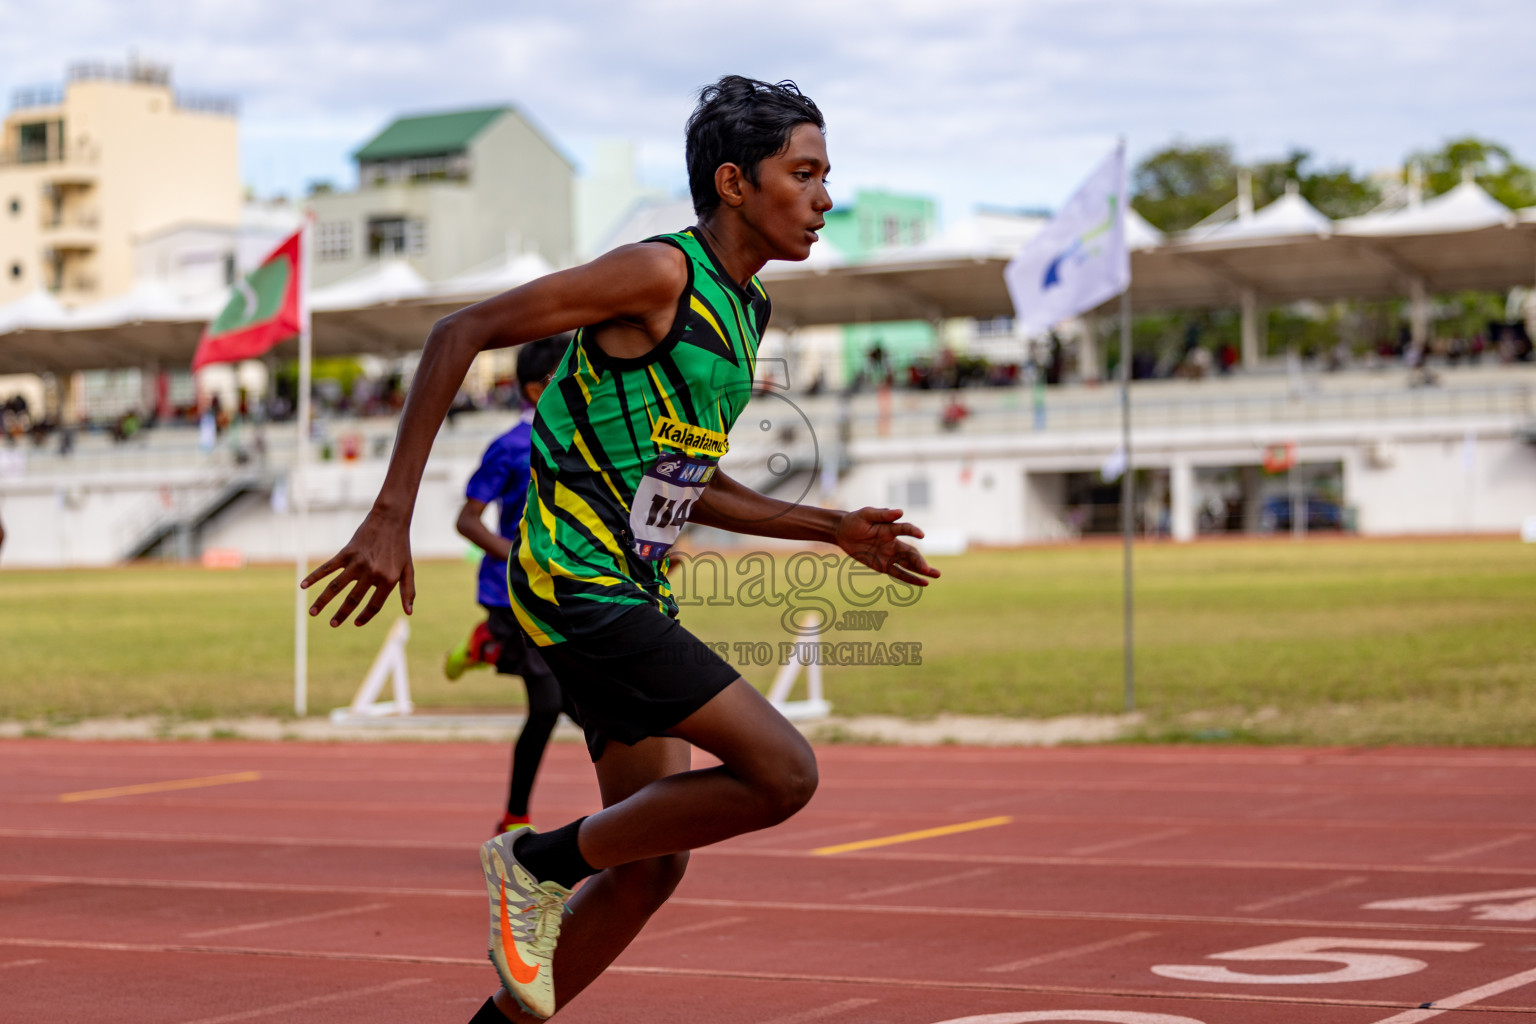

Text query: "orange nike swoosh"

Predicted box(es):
[499, 876, 541, 985]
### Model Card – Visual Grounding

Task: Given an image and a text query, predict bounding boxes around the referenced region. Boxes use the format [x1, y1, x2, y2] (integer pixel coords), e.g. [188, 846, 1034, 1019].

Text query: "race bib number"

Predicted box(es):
[629, 453, 717, 560]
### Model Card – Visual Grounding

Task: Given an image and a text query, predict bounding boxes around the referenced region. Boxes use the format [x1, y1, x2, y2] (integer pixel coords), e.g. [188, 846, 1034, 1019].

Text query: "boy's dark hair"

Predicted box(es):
[516, 337, 567, 405]
[686, 75, 824, 218]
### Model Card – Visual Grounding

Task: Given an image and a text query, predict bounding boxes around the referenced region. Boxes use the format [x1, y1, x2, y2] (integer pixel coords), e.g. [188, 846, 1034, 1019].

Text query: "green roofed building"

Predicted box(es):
[308, 104, 574, 287]
[819, 190, 941, 384]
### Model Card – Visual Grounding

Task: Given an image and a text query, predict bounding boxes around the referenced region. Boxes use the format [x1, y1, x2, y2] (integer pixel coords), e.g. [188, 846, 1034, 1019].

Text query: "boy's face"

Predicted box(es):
[738, 123, 833, 261]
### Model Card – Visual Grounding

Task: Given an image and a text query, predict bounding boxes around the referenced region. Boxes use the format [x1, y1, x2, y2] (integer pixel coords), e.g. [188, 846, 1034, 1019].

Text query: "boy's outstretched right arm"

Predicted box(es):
[301, 243, 686, 628]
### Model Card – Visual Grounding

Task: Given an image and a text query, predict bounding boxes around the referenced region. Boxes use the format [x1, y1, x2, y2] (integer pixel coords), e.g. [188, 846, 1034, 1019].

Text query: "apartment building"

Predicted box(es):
[308, 106, 574, 287]
[0, 58, 240, 307]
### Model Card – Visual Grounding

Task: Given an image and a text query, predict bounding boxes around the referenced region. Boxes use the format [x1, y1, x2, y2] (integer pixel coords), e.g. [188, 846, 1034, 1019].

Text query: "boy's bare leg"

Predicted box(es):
[576, 679, 818, 869]
[486, 680, 818, 1020]
[491, 733, 693, 1021]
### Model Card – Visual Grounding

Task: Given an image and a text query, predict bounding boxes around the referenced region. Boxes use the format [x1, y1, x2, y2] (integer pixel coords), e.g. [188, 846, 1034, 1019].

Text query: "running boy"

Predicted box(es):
[302, 76, 939, 1022]
[444, 337, 579, 835]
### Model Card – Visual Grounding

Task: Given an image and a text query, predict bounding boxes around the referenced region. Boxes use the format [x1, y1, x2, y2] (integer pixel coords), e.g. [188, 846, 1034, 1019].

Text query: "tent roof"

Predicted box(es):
[311, 260, 431, 312]
[0, 290, 71, 333]
[1340, 180, 1514, 237]
[1189, 189, 1333, 244]
[2, 196, 1534, 374]
[431, 251, 554, 300]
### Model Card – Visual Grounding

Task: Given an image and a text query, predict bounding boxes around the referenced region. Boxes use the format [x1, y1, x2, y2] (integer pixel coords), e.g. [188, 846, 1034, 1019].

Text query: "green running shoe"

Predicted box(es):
[445, 621, 498, 680]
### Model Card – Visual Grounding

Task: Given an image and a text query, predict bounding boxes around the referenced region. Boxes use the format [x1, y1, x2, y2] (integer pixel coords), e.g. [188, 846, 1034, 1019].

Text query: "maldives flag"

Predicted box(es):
[192, 229, 303, 371]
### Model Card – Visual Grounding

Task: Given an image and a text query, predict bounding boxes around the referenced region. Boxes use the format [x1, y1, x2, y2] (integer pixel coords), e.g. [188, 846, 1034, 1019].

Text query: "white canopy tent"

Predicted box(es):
[1, 188, 1533, 376]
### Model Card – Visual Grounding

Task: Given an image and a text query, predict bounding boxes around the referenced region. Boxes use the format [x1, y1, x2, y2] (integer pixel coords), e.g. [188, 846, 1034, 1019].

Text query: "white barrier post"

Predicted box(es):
[331, 618, 414, 723]
[767, 643, 831, 722]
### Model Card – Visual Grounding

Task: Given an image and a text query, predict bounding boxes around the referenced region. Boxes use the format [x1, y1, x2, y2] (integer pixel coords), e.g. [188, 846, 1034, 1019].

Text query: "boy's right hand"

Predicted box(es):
[300, 512, 416, 627]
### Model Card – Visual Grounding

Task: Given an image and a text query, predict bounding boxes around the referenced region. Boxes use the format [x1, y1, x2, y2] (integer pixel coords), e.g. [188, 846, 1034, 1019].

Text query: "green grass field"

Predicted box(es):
[2, 537, 1533, 745]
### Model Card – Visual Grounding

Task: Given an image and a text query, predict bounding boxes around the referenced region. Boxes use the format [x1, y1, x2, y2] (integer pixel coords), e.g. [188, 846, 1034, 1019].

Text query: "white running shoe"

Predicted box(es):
[479, 829, 571, 1019]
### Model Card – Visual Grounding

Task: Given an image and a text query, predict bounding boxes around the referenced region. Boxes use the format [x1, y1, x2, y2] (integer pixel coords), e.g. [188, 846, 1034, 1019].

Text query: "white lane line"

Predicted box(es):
[6, 878, 1536, 936]
[1426, 834, 1528, 863]
[174, 978, 430, 1024]
[737, 820, 880, 847]
[0, 958, 44, 969]
[0, 826, 464, 851]
[849, 866, 995, 901]
[1238, 875, 1368, 912]
[1250, 794, 1349, 818]
[1368, 963, 1536, 1023]
[1068, 828, 1188, 856]
[183, 901, 390, 939]
[0, 935, 480, 968]
[1, 873, 470, 898]
[1, 934, 1531, 1014]
[7, 817, 1534, 846]
[983, 930, 1158, 973]
[633, 916, 750, 942]
[950, 794, 1038, 814]
[754, 998, 879, 1024]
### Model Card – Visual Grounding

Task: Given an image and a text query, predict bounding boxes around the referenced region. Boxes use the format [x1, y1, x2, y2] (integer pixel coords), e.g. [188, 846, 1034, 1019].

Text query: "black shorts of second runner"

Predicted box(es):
[484, 605, 554, 678]
[483, 605, 581, 724]
[536, 603, 740, 762]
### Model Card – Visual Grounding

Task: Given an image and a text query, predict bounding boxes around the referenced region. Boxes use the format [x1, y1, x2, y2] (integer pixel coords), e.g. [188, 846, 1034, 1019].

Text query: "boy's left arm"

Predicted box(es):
[690, 469, 939, 587]
[455, 499, 514, 562]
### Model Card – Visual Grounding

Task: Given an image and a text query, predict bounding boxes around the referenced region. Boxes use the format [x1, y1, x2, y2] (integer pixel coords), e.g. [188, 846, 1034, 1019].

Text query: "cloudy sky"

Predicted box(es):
[5, 0, 1533, 224]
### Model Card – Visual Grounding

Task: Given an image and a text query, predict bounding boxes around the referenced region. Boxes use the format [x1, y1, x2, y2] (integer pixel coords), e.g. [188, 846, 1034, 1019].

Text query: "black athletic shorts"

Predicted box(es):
[536, 603, 740, 762]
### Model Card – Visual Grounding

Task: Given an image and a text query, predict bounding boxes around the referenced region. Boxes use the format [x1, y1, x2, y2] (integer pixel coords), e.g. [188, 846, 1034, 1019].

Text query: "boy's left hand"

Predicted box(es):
[834, 507, 941, 587]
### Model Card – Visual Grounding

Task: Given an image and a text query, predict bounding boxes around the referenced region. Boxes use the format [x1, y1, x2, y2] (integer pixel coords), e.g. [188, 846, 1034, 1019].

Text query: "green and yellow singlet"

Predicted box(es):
[507, 228, 770, 646]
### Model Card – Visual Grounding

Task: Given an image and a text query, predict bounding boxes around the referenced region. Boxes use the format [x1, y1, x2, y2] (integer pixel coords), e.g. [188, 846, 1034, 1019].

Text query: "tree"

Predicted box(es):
[1131, 142, 1238, 233]
[1407, 137, 1536, 210]
[1132, 142, 1381, 232]
[1250, 149, 1380, 219]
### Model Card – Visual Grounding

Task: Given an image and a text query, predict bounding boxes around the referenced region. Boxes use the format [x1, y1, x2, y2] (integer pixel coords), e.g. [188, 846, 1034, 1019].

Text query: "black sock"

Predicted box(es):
[468, 996, 511, 1023]
[513, 816, 597, 889]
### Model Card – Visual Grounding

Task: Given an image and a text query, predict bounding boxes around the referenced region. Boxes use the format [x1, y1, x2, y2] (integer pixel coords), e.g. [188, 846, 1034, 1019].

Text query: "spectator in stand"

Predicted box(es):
[1217, 342, 1238, 374]
[1047, 334, 1064, 385]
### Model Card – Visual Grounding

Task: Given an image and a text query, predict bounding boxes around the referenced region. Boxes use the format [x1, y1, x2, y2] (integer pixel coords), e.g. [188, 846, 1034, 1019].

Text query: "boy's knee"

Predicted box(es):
[762, 746, 818, 823]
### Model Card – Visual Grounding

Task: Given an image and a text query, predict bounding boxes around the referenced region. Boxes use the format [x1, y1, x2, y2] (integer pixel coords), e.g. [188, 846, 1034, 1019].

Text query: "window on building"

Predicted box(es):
[9, 263, 21, 280]
[17, 120, 62, 163]
[889, 476, 931, 509]
[7, 198, 18, 217]
[359, 153, 469, 187]
[367, 217, 407, 257]
[368, 217, 404, 257]
[366, 217, 426, 258]
[883, 215, 901, 246]
[223, 253, 236, 285]
[317, 221, 353, 262]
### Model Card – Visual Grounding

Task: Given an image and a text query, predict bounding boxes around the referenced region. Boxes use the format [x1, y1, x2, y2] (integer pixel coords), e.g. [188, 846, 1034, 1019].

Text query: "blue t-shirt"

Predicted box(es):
[464, 417, 534, 608]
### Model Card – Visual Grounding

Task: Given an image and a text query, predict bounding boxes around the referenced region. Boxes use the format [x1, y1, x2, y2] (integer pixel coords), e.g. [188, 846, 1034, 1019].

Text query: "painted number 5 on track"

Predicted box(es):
[1152, 937, 1479, 985]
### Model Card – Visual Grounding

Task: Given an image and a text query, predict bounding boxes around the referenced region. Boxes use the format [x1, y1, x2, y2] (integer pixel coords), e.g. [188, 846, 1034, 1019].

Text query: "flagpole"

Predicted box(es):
[1119, 287, 1135, 713]
[293, 217, 313, 718]
[1116, 136, 1135, 715]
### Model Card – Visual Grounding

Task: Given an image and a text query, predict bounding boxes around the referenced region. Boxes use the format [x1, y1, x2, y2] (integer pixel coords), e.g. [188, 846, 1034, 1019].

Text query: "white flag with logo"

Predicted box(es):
[1005, 142, 1129, 334]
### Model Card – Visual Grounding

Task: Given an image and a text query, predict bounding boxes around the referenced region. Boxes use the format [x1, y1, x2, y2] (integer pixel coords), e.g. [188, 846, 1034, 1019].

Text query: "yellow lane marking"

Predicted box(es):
[812, 815, 1013, 856]
[58, 771, 262, 804]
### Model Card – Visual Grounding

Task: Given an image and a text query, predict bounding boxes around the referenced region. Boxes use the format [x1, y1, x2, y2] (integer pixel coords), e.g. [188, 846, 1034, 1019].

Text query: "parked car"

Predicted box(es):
[1260, 494, 1345, 531]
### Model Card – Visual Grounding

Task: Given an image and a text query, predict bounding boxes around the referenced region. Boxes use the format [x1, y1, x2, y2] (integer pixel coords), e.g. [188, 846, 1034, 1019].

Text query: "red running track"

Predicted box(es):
[2, 739, 1535, 1023]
